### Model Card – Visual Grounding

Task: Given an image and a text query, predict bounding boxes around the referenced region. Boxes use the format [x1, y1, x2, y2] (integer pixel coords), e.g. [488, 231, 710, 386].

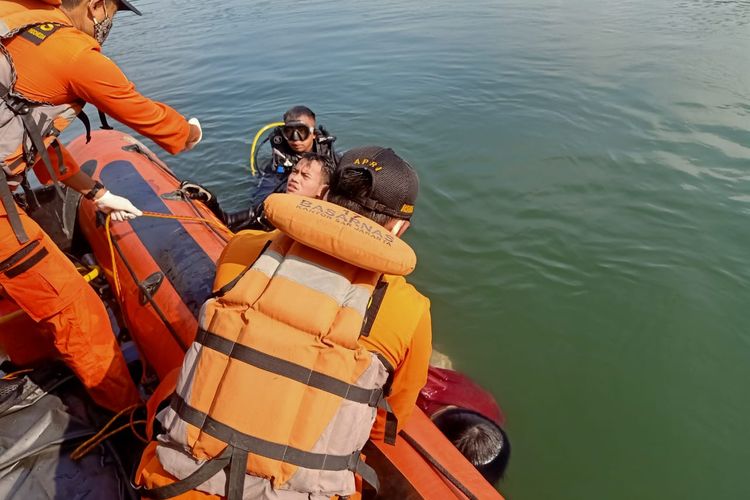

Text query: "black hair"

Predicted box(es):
[297, 152, 335, 184]
[283, 105, 316, 123]
[432, 409, 511, 485]
[326, 168, 396, 226]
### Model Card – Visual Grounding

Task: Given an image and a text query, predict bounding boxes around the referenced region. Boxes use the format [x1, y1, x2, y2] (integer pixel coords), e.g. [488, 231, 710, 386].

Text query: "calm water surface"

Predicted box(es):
[63, 1, 750, 498]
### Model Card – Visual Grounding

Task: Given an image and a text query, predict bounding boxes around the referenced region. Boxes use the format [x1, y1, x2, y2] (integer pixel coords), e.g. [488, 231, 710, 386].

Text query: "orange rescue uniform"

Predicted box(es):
[0, 0, 191, 412]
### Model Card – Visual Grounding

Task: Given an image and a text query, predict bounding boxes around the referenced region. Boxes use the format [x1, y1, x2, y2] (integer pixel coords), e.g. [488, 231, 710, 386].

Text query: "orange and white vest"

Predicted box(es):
[152, 194, 417, 499]
[0, 0, 84, 243]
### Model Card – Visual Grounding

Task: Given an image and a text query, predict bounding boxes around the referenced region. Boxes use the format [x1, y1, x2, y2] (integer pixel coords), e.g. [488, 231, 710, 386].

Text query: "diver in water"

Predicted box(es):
[180, 105, 337, 231]
[250, 105, 337, 205]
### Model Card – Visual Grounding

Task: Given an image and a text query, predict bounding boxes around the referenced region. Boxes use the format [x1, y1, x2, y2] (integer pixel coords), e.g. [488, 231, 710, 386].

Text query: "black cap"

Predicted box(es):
[117, 0, 142, 15]
[337, 146, 419, 220]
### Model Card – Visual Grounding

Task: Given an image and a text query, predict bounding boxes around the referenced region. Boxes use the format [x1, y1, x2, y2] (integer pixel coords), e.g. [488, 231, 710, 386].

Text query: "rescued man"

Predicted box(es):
[135, 147, 432, 498]
[249, 105, 336, 206]
[0, 0, 202, 412]
[220, 151, 334, 231]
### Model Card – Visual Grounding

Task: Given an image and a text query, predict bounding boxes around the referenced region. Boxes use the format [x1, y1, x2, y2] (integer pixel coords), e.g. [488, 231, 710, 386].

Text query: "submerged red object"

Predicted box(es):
[419, 366, 505, 426]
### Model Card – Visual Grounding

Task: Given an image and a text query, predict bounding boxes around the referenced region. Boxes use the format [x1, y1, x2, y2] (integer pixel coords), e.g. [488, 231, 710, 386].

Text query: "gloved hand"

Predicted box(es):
[94, 190, 143, 222]
[185, 117, 202, 151]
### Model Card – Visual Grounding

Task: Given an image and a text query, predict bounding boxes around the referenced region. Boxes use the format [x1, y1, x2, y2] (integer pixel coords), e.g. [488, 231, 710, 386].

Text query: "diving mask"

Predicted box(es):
[281, 122, 315, 142]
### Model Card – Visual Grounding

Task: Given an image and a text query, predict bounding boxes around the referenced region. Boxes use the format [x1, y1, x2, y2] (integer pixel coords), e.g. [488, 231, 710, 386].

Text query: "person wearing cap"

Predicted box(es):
[325, 146, 432, 441]
[213, 146, 432, 441]
[0, 0, 201, 412]
[248, 105, 337, 206]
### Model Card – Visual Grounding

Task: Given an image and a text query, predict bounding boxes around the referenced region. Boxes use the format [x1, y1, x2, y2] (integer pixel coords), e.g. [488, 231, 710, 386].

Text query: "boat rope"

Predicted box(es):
[105, 211, 233, 300]
[71, 402, 148, 461]
[1, 368, 33, 380]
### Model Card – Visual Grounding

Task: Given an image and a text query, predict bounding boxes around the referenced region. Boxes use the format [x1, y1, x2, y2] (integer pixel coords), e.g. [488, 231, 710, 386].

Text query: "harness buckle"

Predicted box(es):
[2, 95, 30, 115]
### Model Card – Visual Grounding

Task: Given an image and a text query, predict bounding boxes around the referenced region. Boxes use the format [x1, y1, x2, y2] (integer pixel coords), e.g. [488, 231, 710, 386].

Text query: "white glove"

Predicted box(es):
[186, 117, 202, 150]
[95, 190, 143, 222]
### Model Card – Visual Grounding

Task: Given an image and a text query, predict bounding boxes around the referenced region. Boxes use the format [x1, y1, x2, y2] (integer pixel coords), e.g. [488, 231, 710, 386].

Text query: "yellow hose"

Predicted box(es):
[249, 122, 285, 176]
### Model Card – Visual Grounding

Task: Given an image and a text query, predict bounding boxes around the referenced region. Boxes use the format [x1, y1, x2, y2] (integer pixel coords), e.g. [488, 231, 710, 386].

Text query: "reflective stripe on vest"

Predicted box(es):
[152, 195, 416, 498]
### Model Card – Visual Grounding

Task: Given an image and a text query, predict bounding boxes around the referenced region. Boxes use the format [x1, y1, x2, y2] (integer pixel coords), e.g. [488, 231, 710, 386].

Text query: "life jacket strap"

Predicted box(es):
[360, 278, 388, 337]
[76, 110, 92, 143]
[141, 445, 233, 500]
[98, 109, 113, 130]
[169, 394, 381, 494]
[0, 82, 64, 200]
[0, 174, 28, 244]
[196, 328, 387, 407]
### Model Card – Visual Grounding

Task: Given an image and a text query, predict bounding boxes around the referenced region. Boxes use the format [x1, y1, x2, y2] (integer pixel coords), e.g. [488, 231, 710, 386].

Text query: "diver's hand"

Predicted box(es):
[180, 180, 214, 203]
[185, 117, 202, 151]
[94, 191, 143, 222]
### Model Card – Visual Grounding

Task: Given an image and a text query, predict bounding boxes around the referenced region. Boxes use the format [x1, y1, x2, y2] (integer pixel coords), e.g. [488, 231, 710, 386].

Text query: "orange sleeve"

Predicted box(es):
[66, 48, 190, 155]
[369, 308, 432, 440]
[32, 143, 80, 184]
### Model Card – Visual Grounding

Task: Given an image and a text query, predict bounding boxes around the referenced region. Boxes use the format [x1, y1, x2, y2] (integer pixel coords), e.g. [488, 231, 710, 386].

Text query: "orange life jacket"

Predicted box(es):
[0, 0, 85, 243]
[149, 194, 417, 499]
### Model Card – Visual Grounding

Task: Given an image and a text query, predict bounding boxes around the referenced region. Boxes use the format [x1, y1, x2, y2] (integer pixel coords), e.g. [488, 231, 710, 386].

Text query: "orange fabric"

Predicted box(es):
[0, 203, 140, 412]
[360, 279, 431, 441]
[212, 232, 433, 442]
[2, 1, 190, 155]
[0, 301, 56, 364]
[145, 367, 180, 441]
[212, 229, 276, 292]
[136, 442, 220, 500]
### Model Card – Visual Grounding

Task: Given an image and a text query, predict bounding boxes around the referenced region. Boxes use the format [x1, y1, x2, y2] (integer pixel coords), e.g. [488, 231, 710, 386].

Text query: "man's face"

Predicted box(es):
[286, 158, 328, 198]
[283, 115, 316, 154]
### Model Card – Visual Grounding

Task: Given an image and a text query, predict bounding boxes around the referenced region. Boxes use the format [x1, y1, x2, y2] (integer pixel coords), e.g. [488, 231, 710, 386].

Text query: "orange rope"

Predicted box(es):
[104, 210, 233, 301]
[1, 368, 33, 380]
[71, 420, 148, 460]
[130, 401, 150, 443]
[70, 403, 144, 460]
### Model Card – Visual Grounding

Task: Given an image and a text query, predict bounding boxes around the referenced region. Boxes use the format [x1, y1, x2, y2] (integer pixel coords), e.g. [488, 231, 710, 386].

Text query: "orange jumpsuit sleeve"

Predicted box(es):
[32, 143, 80, 184]
[66, 48, 190, 155]
[368, 308, 432, 441]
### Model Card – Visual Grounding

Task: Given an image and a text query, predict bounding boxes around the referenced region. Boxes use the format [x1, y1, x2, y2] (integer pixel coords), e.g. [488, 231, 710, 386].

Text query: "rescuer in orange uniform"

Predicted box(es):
[212, 147, 432, 439]
[135, 147, 432, 498]
[0, 0, 202, 412]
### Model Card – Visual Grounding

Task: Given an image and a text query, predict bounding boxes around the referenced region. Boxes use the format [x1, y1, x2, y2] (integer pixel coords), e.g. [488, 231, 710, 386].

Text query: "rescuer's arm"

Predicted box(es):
[369, 309, 433, 440]
[67, 48, 198, 154]
[32, 144, 141, 220]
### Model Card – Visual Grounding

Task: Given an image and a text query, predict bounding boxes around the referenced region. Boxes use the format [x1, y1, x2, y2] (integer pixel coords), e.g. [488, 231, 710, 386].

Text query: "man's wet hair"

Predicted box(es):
[283, 105, 316, 123]
[298, 152, 335, 184]
[326, 168, 395, 226]
[432, 409, 511, 485]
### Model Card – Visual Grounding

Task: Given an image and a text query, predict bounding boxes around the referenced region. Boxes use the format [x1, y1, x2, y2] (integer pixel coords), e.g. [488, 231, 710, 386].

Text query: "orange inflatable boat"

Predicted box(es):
[3, 129, 504, 499]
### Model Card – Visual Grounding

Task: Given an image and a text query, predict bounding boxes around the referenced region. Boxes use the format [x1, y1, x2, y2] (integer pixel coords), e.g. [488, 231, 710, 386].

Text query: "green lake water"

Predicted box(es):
[62, 1, 750, 498]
